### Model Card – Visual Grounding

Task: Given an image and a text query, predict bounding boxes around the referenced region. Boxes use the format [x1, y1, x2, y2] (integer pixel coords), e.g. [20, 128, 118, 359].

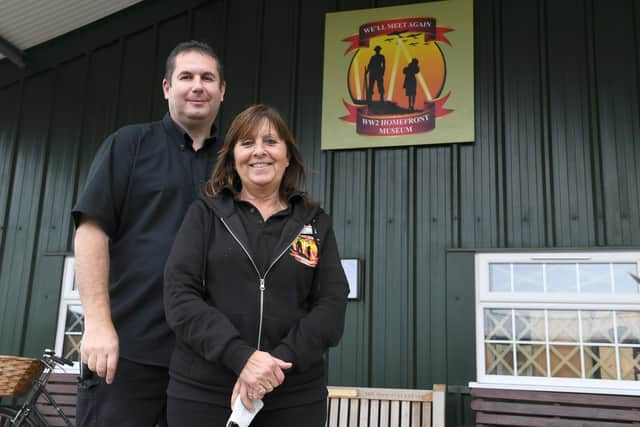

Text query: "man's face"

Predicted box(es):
[162, 51, 225, 130]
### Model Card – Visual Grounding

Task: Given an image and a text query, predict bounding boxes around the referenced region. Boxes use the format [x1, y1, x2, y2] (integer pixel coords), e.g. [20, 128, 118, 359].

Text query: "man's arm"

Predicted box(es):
[74, 217, 119, 384]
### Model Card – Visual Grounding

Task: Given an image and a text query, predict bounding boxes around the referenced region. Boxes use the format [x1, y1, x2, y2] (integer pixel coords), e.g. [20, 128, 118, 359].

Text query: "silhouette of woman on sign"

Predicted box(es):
[402, 58, 419, 111]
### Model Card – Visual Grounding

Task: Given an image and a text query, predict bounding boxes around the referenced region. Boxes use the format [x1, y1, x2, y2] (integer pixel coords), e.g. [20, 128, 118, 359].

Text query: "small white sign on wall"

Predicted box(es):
[341, 258, 361, 300]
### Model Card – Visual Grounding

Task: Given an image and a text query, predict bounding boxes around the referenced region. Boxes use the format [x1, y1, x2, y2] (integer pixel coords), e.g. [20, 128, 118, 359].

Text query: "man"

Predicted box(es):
[72, 41, 225, 427]
[366, 45, 385, 102]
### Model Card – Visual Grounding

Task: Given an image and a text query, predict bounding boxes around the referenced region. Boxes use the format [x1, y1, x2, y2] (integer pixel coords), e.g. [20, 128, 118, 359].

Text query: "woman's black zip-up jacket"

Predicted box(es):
[163, 191, 349, 408]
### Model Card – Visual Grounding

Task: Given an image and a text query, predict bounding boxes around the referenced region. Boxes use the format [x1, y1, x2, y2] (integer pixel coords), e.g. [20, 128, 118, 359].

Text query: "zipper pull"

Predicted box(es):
[259, 278, 265, 291]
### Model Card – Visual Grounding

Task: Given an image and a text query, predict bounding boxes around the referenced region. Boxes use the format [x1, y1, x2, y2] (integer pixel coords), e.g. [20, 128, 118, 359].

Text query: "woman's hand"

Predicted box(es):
[231, 379, 258, 412]
[234, 351, 292, 404]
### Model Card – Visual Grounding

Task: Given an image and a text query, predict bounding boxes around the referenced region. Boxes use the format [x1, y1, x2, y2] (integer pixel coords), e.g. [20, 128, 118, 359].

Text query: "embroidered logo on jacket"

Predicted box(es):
[290, 225, 319, 267]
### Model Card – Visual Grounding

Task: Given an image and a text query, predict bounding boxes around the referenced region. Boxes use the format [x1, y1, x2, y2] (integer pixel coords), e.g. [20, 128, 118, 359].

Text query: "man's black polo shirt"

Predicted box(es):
[72, 113, 220, 367]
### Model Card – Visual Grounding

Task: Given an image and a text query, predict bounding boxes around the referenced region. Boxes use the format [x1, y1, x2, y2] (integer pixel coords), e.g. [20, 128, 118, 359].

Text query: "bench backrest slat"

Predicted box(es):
[359, 398, 369, 427]
[370, 399, 379, 426]
[411, 402, 420, 427]
[421, 401, 431, 427]
[349, 399, 359, 427]
[400, 401, 410, 427]
[389, 400, 399, 427]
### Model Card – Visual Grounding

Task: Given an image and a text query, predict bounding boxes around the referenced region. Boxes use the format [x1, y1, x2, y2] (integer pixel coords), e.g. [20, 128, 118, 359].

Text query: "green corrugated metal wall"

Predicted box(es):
[1, 0, 639, 425]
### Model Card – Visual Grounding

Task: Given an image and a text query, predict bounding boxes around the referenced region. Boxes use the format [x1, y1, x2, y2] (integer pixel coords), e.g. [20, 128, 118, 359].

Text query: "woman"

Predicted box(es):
[163, 104, 349, 426]
[402, 58, 419, 111]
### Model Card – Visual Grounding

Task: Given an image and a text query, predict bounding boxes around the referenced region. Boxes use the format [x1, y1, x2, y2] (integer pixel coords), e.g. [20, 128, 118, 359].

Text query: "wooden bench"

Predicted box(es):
[39, 375, 446, 427]
[326, 385, 446, 427]
[36, 373, 77, 426]
[471, 387, 640, 426]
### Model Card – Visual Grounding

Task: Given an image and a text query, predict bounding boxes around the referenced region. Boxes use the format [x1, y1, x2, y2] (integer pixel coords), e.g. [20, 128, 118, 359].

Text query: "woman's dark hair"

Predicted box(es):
[207, 104, 306, 201]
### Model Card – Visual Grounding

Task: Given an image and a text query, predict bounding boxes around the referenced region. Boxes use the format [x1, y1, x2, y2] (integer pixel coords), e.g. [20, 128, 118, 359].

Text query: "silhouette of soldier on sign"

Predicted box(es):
[366, 45, 386, 102]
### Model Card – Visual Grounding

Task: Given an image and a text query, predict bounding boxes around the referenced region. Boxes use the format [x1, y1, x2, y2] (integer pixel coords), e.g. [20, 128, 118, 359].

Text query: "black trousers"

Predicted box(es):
[167, 396, 327, 427]
[76, 358, 169, 427]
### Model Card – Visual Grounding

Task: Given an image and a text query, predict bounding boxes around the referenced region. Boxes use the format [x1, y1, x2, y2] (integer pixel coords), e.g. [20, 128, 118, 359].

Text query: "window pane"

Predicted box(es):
[490, 263, 511, 292]
[549, 345, 581, 378]
[619, 347, 640, 381]
[616, 311, 640, 345]
[484, 309, 513, 340]
[515, 310, 545, 341]
[546, 264, 577, 293]
[548, 310, 579, 342]
[582, 311, 614, 343]
[584, 346, 617, 379]
[516, 344, 547, 377]
[579, 264, 611, 293]
[65, 305, 84, 333]
[613, 264, 640, 294]
[513, 264, 543, 293]
[479, 252, 640, 388]
[485, 343, 514, 375]
[62, 334, 81, 362]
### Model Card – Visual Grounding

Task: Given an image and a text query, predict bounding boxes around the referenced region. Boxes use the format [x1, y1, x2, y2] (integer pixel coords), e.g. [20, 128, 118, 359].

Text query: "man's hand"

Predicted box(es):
[75, 218, 117, 383]
[82, 319, 119, 384]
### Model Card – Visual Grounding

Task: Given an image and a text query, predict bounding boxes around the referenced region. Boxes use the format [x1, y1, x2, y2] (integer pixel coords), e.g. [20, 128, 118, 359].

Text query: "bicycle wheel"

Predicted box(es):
[0, 406, 38, 427]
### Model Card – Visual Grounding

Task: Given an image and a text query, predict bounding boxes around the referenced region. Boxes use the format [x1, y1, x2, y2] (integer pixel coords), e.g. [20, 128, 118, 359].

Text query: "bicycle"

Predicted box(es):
[0, 349, 74, 426]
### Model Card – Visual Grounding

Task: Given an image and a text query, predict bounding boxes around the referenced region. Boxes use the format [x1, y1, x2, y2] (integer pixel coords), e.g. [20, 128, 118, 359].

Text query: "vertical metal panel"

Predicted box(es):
[23, 57, 89, 357]
[0, 82, 22, 354]
[415, 146, 452, 387]
[74, 42, 122, 198]
[583, 0, 606, 247]
[459, 0, 499, 250]
[592, 0, 640, 246]
[445, 387, 474, 427]
[545, 0, 596, 247]
[445, 251, 475, 386]
[371, 149, 412, 387]
[0, 71, 55, 354]
[191, 2, 226, 54]
[219, 0, 261, 131]
[328, 150, 372, 386]
[294, 0, 334, 203]
[258, 0, 299, 124]
[501, 1, 546, 247]
[116, 27, 156, 127]
[0, 83, 21, 260]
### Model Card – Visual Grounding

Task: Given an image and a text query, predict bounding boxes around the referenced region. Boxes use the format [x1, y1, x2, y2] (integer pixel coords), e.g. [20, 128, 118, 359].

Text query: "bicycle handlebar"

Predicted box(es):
[43, 348, 74, 366]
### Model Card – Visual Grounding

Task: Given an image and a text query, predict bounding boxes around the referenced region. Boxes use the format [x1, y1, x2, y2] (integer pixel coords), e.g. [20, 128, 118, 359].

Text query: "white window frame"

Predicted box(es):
[470, 251, 640, 396]
[54, 256, 82, 372]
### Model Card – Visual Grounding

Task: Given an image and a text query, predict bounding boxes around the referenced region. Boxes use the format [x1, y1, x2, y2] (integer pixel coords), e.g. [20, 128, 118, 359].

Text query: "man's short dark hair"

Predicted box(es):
[164, 40, 224, 84]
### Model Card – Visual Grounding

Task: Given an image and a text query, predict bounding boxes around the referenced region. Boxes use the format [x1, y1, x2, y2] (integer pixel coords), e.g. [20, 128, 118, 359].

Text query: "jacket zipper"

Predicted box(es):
[220, 217, 303, 350]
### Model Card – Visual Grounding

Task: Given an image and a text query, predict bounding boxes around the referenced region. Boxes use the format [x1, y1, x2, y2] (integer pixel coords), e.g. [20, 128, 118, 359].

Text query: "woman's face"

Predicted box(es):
[233, 118, 289, 195]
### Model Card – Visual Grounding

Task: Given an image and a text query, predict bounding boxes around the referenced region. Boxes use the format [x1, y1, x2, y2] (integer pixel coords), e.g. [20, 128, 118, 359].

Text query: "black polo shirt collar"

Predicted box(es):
[162, 112, 218, 150]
